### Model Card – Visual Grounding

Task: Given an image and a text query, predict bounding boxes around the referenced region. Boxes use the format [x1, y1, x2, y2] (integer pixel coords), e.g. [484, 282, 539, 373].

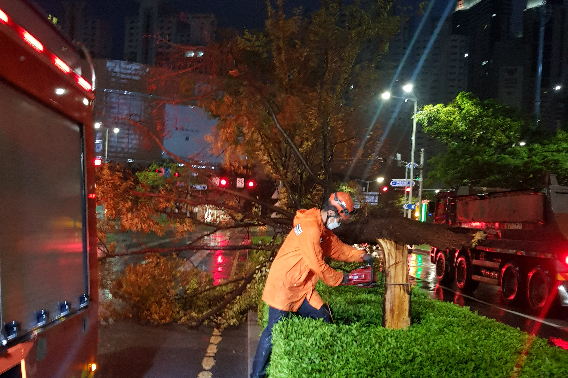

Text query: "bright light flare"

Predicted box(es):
[376, 177, 385, 183]
[381, 91, 391, 100]
[403, 83, 413, 93]
[0, 9, 8, 23]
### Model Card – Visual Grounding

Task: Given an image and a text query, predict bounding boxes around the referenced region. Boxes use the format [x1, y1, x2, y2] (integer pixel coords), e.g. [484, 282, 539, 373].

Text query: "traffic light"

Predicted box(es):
[246, 179, 255, 188]
[219, 178, 228, 187]
[94, 158, 102, 166]
[405, 187, 411, 192]
[382, 186, 388, 192]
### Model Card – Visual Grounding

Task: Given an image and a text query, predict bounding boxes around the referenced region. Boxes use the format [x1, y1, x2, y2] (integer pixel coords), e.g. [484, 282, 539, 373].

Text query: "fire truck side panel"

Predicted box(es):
[0, 0, 98, 376]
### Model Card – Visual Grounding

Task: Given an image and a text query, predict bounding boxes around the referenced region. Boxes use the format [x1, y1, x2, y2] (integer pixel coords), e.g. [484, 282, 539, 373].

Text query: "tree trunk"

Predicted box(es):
[379, 238, 410, 330]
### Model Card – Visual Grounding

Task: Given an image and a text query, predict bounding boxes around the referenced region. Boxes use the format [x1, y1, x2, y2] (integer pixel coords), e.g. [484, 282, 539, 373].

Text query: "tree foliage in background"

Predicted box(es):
[199, 0, 400, 209]
[415, 92, 568, 189]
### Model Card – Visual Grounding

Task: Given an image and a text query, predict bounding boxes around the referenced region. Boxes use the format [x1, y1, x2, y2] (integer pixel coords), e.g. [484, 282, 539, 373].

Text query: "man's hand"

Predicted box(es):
[341, 272, 350, 284]
[362, 253, 375, 265]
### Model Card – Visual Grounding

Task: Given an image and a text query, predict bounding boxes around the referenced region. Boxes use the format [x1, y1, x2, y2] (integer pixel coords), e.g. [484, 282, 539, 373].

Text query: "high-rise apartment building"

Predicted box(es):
[123, 0, 216, 65]
[58, 1, 112, 58]
[454, 0, 568, 132]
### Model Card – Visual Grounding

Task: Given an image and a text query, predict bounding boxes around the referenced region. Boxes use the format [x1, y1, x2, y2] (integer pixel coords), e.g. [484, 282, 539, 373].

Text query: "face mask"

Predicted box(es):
[326, 216, 341, 230]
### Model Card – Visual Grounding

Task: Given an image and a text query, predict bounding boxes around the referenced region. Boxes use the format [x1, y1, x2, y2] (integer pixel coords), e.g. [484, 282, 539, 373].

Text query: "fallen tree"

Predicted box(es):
[335, 214, 485, 329]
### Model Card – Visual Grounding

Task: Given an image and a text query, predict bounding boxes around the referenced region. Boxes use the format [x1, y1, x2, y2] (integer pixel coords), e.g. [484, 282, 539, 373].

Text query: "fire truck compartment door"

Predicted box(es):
[0, 81, 87, 335]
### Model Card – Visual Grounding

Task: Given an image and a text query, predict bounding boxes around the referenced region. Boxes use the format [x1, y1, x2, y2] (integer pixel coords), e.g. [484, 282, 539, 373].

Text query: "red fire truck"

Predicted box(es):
[430, 176, 568, 314]
[0, 1, 98, 377]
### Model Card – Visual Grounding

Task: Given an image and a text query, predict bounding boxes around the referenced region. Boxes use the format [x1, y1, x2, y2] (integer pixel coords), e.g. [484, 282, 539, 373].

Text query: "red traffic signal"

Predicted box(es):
[94, 158, 102, 166]
[246, 180, 255, 188]
[219, 178, 228, 187]
[405, 187, 411, 192]
[382, 186, 388, 192]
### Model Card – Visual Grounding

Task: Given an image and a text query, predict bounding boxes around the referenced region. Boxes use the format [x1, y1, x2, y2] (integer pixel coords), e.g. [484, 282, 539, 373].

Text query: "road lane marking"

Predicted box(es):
[198, 328, 222, 378]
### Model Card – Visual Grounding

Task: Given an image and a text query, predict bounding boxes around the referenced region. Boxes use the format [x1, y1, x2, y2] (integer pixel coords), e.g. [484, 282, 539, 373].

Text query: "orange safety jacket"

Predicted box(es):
[262, 208, 364, 312]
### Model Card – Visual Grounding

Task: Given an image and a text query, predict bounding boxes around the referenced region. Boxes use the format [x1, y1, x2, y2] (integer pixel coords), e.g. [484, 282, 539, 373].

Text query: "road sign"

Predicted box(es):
[236, 177, 245, 188]
[406, 163, 419, 169]
[192, 184, 207, 190]
[402, 204, 416, 210]
[390, 180, 415, 187]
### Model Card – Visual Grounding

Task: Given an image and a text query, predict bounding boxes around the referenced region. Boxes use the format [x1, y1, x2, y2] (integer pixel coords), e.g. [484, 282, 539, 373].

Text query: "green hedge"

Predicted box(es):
[265, 283, 568, 378]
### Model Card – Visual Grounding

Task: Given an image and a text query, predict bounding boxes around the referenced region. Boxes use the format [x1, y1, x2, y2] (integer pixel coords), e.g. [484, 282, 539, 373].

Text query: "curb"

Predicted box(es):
[247, 311, 261, 377]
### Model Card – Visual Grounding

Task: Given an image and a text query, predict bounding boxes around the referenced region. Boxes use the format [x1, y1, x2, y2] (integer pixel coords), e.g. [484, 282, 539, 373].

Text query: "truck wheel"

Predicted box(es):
[500, 262, 522, 305]
[526, 267, 551, 313]
[455, 255, 479, 291]
[435, 250, 455, 284]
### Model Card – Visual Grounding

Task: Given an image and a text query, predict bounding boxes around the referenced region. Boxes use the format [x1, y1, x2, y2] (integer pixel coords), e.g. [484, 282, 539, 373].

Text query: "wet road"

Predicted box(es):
[97, 228, 257, 378]
[408, 248, 568, 345]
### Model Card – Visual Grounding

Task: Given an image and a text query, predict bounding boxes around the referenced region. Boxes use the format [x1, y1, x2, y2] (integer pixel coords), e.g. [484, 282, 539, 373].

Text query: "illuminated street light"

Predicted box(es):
[554, 85, 562, 91]
[381, 85, 418, 219]
[376, 176, 385, 183]
[113, 127, 120, 134]
[94, 122, 101, 129]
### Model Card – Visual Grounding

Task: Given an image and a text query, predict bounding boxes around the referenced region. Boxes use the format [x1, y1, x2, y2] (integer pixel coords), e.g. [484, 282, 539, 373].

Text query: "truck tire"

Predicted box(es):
[500, 262, 523, 305]
[435, 250, 455, 285]
[526, 267, 551, 313]
[455, 255, 479, 291]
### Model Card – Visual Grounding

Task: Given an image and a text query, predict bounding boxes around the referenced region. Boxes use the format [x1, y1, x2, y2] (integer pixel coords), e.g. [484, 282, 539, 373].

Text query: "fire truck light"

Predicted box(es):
[23, 31, 43, 52]
[88, 193, 96, 199]
[77, 77, 92, 91]
[0, 9, 8, 23]
[53, 57, 70, 73]
[565, 255, 568, 265]
[89, 363, 97, 372]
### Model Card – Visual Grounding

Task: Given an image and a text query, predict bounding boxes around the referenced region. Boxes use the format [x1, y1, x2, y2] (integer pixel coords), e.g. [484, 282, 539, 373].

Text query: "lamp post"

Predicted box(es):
[381, 85, 418, 219]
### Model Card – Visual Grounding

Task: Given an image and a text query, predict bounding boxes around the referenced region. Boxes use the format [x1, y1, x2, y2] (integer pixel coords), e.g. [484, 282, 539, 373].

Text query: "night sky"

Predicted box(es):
[31, 0, 430, 58]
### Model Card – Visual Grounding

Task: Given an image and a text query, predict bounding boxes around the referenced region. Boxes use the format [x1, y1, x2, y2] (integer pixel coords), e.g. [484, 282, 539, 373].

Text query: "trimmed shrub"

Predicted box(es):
[265, 284, 568, 378]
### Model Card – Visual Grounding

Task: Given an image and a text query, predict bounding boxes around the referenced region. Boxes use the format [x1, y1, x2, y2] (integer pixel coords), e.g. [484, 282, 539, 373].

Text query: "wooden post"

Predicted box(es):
[378, 238, 410, 329]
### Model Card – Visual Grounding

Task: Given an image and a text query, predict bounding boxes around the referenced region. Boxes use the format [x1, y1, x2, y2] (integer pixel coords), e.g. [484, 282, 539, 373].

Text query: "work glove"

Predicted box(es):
[362, 253, 375, 266]
[341, 272, 351, 284]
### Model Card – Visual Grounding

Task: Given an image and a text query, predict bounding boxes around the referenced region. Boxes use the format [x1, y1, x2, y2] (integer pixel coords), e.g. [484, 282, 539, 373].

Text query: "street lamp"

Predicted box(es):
[376, 176, 385, 184]
[381, 85, 418, 219]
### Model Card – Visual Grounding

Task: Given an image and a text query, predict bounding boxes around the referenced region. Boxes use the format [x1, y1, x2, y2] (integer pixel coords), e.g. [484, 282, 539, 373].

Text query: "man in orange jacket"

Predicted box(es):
[250, 192, 374, 378]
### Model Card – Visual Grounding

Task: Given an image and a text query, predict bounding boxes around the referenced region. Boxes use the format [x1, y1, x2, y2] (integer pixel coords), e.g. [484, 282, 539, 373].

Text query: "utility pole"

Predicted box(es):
[418, 148, 424, 206]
